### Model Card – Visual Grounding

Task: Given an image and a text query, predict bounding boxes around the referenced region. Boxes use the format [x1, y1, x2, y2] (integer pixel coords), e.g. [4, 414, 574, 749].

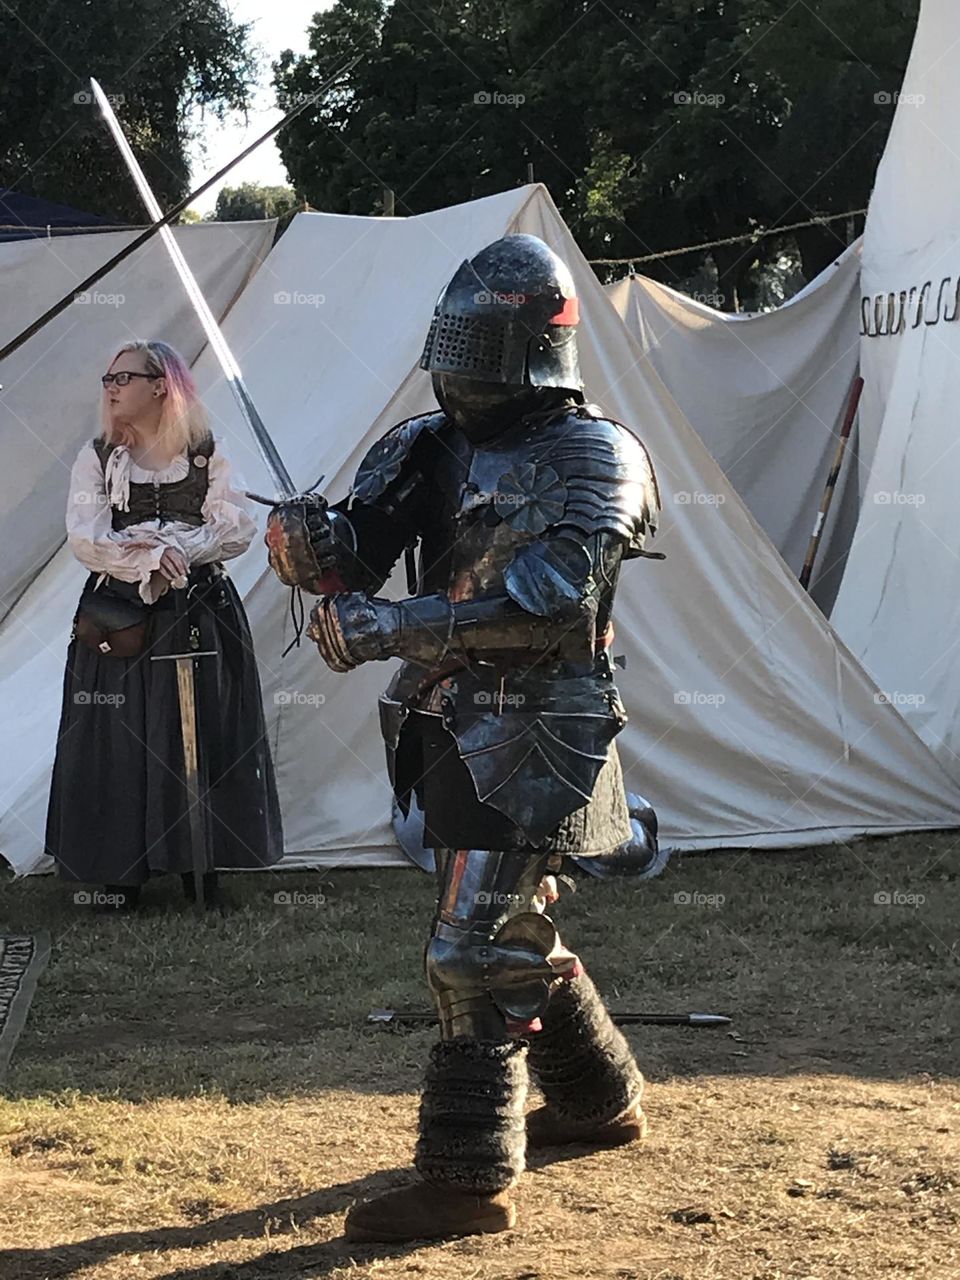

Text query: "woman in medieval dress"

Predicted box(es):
[44, 339, 283, 909]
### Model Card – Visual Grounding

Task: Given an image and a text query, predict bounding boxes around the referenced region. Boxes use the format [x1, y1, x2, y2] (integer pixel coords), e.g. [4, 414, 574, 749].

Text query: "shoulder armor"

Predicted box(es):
[536, 407, 660, 555]
[350, 411, 448, 505]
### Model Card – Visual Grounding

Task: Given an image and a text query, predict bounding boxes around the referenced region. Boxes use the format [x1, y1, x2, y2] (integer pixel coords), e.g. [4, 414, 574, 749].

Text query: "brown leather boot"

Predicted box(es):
[526, 1100, 647, 1149]
[344, 1181, 516, 1242]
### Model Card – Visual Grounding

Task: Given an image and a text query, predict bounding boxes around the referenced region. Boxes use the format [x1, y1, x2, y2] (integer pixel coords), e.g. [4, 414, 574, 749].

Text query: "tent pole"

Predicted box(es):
[799, 371, 864, 592]
[0, 55, 359, 369]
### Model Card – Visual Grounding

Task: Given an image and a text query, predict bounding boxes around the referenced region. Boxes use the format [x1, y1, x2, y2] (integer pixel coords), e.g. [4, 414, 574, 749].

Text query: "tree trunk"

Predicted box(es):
[711, 243, 753, 314]
[794, 224, 845, 284]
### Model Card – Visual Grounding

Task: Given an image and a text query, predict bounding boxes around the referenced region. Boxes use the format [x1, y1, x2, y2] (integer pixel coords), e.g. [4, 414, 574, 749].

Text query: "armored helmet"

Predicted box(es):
[420, 234, 584, 436]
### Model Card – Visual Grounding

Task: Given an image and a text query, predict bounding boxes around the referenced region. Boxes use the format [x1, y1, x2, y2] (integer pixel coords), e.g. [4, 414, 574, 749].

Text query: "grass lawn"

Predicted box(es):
[0, 832, 958, 1279]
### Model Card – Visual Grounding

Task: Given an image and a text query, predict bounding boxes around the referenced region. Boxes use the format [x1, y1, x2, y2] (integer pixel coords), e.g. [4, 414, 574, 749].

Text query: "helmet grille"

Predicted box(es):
[429, 311, 507, 377]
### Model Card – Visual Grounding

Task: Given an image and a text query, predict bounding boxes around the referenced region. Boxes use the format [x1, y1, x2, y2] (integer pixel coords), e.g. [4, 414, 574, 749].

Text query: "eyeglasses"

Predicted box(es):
[101, 371, 161, 387]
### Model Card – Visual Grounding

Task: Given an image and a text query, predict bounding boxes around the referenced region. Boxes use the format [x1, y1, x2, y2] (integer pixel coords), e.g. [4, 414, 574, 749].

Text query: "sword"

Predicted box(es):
[151, 589, 217, 915]
[366, 1008, 732, 1029]
[0, 57, 359, 370]
[90, 77, 297, 498]
[93, 79, 351, 630]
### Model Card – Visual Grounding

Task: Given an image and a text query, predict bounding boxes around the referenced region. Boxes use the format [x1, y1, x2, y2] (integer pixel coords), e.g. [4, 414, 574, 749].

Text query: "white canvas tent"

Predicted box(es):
[4, 184, 956, 876]
[606, 244, 863, 612]
[0, 220, 275, 869]
[829, 0, 960, 777]
[0, 221, 275, 622]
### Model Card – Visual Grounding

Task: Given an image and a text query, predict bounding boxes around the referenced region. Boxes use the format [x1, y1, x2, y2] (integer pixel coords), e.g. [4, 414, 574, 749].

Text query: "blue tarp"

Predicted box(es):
[0, 190, 119, 241]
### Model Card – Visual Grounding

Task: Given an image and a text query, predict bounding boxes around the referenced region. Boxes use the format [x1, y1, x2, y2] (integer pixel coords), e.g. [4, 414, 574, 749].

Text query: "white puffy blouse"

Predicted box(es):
[66, 437, 258, 603]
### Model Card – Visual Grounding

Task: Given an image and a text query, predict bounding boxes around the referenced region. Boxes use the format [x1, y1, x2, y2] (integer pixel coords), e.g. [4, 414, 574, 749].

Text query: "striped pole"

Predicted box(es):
[799, 371, 864, 591]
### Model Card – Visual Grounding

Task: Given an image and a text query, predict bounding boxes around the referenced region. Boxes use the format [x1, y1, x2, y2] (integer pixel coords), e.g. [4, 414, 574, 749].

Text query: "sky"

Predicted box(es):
[187, 0, 326, 215]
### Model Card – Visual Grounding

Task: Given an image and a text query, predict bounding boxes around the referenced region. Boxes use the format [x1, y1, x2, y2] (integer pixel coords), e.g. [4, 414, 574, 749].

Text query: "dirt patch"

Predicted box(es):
[0, 841, 958, 1277]
[0, 1076, 958, 1279]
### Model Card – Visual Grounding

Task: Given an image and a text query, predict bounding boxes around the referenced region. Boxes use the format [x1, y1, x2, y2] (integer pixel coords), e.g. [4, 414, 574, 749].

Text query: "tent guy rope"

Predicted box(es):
[589, 208, 867, 266]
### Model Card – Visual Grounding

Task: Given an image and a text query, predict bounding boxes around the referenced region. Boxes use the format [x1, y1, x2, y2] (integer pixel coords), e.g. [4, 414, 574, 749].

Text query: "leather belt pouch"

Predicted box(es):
[75, 579, 149, 657]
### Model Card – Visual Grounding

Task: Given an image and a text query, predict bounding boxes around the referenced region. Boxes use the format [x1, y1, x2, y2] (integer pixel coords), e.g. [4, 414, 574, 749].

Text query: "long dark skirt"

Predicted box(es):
[45, 565, 283, 886]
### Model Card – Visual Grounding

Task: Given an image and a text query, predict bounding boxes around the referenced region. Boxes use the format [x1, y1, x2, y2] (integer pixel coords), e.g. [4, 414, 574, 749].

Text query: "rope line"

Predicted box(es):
[588, 209, 867, 266]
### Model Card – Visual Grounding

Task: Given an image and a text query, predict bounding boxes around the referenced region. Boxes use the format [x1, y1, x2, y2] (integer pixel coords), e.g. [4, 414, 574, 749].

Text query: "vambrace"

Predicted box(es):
[307, 590, 596, 673]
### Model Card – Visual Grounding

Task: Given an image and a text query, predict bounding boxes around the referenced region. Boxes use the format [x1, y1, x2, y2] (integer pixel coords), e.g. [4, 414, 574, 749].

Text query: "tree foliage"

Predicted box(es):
[211, 182, 299, 221]
[274, 0, 919, 309]
[0, 0, 256, 222]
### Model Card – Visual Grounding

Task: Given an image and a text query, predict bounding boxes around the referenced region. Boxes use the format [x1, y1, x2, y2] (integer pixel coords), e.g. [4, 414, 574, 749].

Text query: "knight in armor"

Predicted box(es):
[266, 234, 661, 1241]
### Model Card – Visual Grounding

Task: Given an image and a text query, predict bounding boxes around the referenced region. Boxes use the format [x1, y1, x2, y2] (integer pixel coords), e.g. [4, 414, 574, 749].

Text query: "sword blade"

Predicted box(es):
[173, 654, 208, 914]
[365, 1009, 732, 1028]
[0, 56, 359, 369]
[90, 77, 297, 498]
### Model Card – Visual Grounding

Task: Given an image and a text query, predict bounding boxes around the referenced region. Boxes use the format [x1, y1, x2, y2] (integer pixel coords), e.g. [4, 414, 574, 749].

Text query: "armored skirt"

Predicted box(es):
[411, 714, 629, 855]
[45, 565, 283, 886]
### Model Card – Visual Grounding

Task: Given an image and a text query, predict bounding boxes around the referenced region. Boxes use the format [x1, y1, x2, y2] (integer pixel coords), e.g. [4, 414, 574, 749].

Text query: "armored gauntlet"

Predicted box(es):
[265, 496, 356, 594]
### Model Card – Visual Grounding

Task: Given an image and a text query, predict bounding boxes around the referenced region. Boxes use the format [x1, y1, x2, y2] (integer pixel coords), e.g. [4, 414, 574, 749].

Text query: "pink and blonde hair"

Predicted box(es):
[102, 339, 210, 452]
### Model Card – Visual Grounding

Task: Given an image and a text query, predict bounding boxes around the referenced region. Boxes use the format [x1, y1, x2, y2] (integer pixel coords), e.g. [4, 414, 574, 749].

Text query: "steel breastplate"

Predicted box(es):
[423, 423, 562, 603]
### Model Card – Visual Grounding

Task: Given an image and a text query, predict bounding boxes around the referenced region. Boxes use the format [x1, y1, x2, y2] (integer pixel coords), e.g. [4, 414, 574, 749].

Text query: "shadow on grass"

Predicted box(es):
[2, 835, 959, 1099]
[0, 1144, 614, 1280]
[0, 1168, 426, 1280]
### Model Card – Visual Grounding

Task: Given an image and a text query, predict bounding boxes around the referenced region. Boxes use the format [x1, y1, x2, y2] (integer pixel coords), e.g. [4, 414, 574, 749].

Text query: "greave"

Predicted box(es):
[527, 970, 643, 1125]
[415, 1037, 528, 1194]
